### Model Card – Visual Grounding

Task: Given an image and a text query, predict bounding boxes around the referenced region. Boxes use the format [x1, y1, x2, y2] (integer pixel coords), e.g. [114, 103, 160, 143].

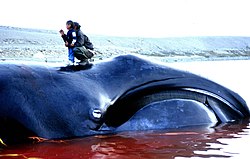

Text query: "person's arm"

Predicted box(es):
[61, 34, 67, 43]
[84, 35, 94, 50]
[59, 30, 67, 42]
[74, 30, 85, 47]
[70, 31, 77, 47]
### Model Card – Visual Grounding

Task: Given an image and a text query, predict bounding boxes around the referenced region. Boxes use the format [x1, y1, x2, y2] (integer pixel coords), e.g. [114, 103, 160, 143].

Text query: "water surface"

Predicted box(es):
[1, 119, 249, 159]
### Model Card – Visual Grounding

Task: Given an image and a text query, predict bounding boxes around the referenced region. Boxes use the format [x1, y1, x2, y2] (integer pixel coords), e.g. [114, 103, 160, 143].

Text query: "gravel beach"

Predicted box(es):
[1, 25, 250, 63]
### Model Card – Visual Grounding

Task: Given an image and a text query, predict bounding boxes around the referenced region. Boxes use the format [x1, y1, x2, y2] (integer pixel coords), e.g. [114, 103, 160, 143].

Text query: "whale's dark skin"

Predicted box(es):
[0, 55, 249, 144]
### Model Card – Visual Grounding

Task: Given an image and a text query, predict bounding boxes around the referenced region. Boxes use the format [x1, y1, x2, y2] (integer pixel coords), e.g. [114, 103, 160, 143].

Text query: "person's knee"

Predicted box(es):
[85, 50, 94, 59]
[74, 49, 87, 60]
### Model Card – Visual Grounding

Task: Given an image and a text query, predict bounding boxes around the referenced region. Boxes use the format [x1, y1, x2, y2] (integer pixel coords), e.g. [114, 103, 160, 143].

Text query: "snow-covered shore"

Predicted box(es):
[1, 25, 250, 63]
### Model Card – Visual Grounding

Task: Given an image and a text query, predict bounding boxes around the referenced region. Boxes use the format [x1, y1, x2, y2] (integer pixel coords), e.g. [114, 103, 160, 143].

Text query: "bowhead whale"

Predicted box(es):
[0, 55, 249, 144]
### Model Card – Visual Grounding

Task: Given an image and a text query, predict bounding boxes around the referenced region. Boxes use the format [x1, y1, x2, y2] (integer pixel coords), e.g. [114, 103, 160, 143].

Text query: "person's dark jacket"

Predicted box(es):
[61, 29, 76, 48]
[74, 29, 94, 50]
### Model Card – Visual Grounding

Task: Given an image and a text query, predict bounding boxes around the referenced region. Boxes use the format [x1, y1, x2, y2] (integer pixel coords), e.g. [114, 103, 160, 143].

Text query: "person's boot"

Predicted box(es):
[66, 60, 74, 66]
[78, 59, 89, 66]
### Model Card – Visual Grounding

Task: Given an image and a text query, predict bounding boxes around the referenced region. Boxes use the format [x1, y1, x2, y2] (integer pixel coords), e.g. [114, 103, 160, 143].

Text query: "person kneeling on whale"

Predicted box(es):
[72, 22, 95, 66]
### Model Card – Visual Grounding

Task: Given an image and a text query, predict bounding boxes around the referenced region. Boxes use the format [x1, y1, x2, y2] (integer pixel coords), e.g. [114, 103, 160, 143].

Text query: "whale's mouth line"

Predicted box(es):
[111, 77, 244, 115]
[103, 78, 246, 128]
[182, 88, 241, 114]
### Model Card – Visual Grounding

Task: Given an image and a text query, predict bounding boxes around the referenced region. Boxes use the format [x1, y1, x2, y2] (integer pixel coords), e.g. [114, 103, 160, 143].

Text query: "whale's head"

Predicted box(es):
[0, 55, 249, 145]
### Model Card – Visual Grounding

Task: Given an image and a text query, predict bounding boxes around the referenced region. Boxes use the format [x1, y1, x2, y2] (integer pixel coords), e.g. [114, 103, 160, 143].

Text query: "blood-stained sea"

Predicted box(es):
[0, 119, 249, 159]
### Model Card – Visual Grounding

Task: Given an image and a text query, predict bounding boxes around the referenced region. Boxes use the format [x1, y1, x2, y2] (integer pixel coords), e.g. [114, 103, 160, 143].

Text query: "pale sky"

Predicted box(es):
[1, 0, 250, 37]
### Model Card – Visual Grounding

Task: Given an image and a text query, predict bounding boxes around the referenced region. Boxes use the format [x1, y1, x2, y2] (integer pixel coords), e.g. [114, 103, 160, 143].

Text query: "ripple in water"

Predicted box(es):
[0, 119, 249, 159]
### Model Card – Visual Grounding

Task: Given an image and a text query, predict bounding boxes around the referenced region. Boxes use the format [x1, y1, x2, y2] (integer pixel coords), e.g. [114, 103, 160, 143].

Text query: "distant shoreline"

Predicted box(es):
[1, 25, 250, 63]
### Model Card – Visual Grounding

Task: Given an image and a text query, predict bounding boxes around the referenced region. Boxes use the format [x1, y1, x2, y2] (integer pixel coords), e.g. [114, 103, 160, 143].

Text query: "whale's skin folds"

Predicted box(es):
[0, 55, 249, 144]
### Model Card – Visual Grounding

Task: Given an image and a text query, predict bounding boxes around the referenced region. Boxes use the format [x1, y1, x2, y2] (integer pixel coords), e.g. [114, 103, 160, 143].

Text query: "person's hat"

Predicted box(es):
[74, 22, 81, 29]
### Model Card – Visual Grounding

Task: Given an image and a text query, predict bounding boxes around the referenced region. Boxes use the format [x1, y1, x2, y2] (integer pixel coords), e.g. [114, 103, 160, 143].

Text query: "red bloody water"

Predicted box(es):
[0, 120, 249, 159]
